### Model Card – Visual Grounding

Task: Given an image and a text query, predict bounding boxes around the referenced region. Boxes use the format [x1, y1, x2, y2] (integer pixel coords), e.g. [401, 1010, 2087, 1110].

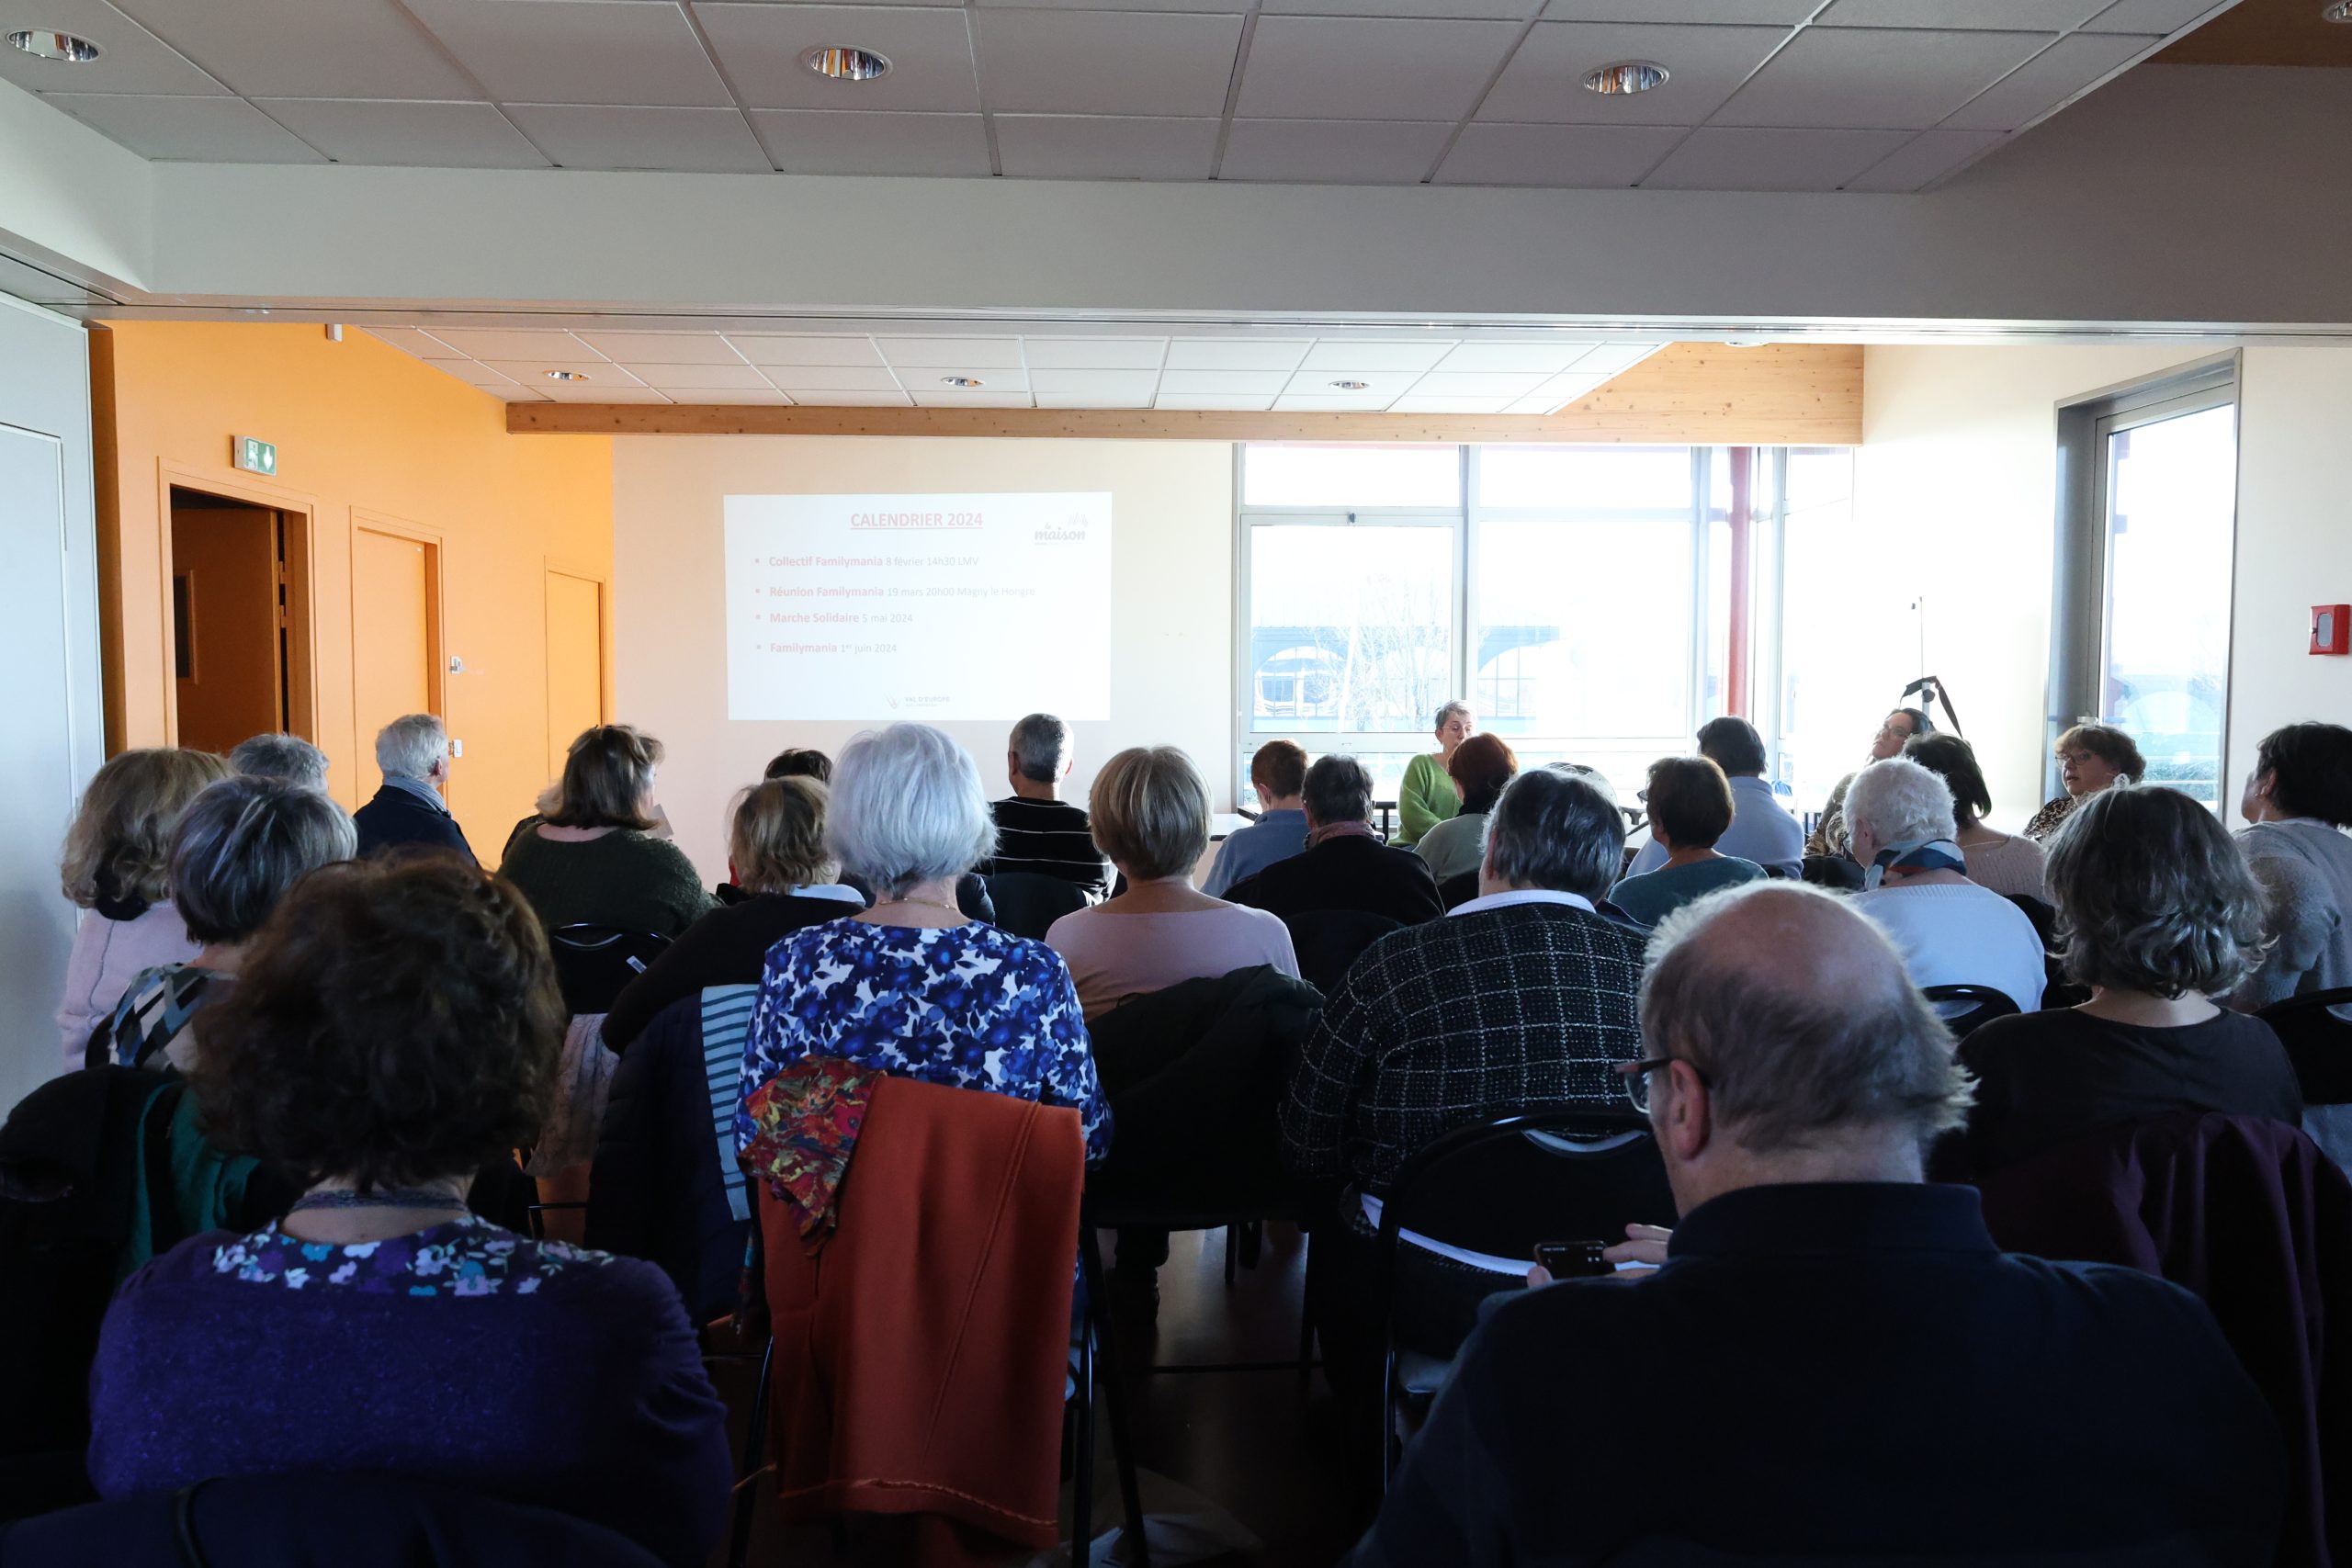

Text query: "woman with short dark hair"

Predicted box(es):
[2233, 720, 2352, 1014]
[498, 725, 714, 938]
[1959, 785, 2299, 1175]
[2024, 722, 2146, 842]
[1609, 756, 1767, 927]
[1904, 732, 2046, 901]
[1412, 733, 1519, 885]
[86, 856, 732, 1568]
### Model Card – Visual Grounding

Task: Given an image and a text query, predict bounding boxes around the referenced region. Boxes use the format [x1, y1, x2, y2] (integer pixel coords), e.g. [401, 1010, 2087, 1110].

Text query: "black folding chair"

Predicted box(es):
[2259, 987, 2352, 1107]
[547, 924, 671, 1015]
[1921, 983, 2022, 1041]
[1373, 1108, 1676, 1488]
[1281, 908, 1405, 998]
[985, 873, 1093, 940]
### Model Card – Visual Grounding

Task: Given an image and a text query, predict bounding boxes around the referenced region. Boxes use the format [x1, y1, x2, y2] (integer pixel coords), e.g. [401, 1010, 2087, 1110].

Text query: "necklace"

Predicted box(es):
[290, 1187, 467, 1213]
[870, 896, 963, 919]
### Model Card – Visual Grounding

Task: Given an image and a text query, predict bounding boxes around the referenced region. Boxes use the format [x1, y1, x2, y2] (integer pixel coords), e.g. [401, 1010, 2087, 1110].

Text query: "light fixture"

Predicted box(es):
[7, 28, 101, 62]
[1583, 60, 1668, 96]
[802, 45, 890, 81]
[941, 375, 984, 388]
[546, 369, 590, 381]
[1723, 337, 1769, 348]
[1328, 379, 1371, 390]
[2326, 1, 2352, 22]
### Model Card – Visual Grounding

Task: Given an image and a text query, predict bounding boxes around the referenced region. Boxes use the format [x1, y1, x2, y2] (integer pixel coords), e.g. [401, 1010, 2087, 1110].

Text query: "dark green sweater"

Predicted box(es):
[497, 829, 717, 938]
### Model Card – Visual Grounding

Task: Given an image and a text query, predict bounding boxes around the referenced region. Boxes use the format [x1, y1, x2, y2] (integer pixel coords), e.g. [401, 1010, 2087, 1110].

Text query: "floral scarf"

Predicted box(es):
[738, 1057, 882, 1242]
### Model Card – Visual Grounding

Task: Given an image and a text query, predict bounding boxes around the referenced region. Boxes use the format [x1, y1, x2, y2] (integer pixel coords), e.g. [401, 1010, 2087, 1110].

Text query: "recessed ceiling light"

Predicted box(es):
[941, 375, 984, 389]
[1583, 60, 1668, 96]
[2325, 2, 2352, 22]
[803, 45, 890, 81]
[7, 28, 101, 62]
[546, 369, 590, 381]
[1723, 337, 1769, 348]
[1329, 379, 1371, 390]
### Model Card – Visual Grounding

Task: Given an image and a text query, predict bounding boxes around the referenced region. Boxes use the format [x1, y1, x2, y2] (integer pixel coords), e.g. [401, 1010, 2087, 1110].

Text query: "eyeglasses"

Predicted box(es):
[1615, 1055, 1707, 1114]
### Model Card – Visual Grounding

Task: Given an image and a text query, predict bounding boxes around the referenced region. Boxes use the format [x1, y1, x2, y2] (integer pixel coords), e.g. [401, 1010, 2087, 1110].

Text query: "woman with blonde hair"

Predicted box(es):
[498, 725, 714, 938]
[54, 748, 231, 1072]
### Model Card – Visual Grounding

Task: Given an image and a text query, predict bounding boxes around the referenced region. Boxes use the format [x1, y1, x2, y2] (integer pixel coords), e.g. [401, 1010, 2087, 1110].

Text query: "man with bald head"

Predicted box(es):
[1349, 882, 2284, 1567]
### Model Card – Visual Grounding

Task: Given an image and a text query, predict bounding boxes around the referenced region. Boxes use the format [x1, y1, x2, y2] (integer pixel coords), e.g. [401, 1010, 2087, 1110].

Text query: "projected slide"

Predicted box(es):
[724, 491, 1113, 722]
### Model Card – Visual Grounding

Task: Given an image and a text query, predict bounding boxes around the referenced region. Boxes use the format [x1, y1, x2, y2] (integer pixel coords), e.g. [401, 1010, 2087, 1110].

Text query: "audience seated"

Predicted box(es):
[1203, 739, 1310, 897]
[53, 747, 230, 1075]
[1350, 882, 2284, 1567]
[2233, 721, 2352, 1014]
[2025, 720, 2145, 841]
[1846, 757, 2046, 1015]
[1904, 730, 2046, 900]
[1411, 733, 1516, 885]
[1804, 705, 1928, 858]
[1225, 755, 1444, 928]
[1044, 745, 1297, 1019]
[497, 725, 714, 938]
[84, 855, 730, 1568]
[600, 777, 858, 1052]
[227, 732, 331, 792]
[1396, 701, 1476, 848]
[90, 775, 356, 1073]
[1961, 784, 2301, 1177]
[764, 747, 992, 920]
[1609, 755, 1766, 926]
[1626, 716, 1802, 879]
[979, 711, 1112, 899]
[351, 713, 475, 863]
[733, 722, 1110, 1164]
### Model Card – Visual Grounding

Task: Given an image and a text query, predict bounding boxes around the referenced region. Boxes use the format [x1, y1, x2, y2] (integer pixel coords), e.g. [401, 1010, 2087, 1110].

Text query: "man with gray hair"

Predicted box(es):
[1349, 881, 2282, 1567]
[1225, 753, 1444, 927]
[228, 733, 330, 794]
[979, 711, 1110, 897]
[351, 713, 476, 863]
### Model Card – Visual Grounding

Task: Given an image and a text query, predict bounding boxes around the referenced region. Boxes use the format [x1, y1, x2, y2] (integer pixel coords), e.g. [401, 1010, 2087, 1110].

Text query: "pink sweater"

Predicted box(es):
[1044, 904, 1299, 1020]
[55, 902, 200, 1074]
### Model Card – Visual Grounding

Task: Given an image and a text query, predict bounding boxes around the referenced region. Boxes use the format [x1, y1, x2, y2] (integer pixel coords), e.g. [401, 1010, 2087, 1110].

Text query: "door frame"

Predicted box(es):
[542, 558, 612, 774]
[155, 459, 322, 752]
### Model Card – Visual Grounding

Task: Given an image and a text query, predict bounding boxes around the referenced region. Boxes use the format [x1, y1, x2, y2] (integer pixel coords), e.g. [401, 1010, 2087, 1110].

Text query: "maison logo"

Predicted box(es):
[1033, 513, 1090, 544]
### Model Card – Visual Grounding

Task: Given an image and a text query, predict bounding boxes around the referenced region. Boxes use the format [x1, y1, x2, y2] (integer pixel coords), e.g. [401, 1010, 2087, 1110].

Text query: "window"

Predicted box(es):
[1773, 447, 1883, 823]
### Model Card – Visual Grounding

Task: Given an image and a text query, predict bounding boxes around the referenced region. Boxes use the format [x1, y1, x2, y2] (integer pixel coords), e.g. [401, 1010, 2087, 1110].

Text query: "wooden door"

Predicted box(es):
[171, 500, 281, 754]
[351, 526, 435, 789]
[544, 570, 605, 778]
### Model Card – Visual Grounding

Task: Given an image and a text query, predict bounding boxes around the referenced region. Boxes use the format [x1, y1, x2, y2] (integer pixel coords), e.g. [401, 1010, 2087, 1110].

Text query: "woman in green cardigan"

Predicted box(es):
[1396, 700, 1476, 847]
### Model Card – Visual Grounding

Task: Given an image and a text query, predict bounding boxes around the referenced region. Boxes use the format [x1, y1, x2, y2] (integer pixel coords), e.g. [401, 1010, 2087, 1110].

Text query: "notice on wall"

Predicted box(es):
[723, 491, 1113, 721]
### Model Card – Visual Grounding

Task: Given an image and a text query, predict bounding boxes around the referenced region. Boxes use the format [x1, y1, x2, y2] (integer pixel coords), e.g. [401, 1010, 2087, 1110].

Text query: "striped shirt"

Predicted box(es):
[984, 796, 1113, 897]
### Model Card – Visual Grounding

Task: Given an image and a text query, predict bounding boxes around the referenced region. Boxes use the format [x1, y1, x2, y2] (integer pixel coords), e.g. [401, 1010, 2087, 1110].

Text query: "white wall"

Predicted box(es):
[612, 436, 1233, 884]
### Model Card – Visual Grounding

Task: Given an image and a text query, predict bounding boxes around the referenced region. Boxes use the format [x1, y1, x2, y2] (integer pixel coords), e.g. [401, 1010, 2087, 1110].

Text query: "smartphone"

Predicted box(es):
[1533, 1240, 1611, 1279]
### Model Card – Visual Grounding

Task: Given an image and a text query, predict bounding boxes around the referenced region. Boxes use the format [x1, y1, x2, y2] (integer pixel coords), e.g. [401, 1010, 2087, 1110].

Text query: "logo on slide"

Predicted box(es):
[1032, 513, 1091, 544]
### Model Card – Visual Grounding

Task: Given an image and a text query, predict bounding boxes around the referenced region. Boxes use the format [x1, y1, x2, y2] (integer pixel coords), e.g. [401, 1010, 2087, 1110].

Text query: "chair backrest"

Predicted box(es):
[1281, 908, 1406, 997]
[2258, 987, 2352, 1106]
[1436, 868, 1479, 911]
[1920, 983, 2022, 1041]
[1800, 854, 1864, 892]
[1377, 1107, 1677, 1273]
[547, 925, 672, 1015]
[984, 873, 1092, 940]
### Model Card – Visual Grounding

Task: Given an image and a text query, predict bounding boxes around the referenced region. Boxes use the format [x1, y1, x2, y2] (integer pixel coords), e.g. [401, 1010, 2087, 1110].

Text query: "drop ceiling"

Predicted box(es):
[0, 0, 2234, 192]
[361, 324, 1666, 411]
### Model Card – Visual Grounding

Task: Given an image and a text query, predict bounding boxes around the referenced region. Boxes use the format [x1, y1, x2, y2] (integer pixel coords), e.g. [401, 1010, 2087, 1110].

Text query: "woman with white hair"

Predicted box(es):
[1846, 757, 2047, 1015]
[732, 723, 1109, 1162]
[1396, 701, 1476, 848]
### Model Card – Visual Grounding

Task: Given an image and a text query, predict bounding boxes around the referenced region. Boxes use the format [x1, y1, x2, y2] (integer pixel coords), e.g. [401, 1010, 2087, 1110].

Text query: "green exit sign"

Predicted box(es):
[232, 435, 277, 476]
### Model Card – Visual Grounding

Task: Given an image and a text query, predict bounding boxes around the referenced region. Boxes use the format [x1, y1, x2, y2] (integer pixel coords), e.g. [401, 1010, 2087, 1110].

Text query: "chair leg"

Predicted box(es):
[1378, 1338, 1398, 1495]
[1080, 1225, 1150, 1568]
[1222, 1223, 1238, 1287]
[1238, 1219, 1262, 1270]
[1072, 1312, 1096, 1562]
[726, 1338, 774, 1568]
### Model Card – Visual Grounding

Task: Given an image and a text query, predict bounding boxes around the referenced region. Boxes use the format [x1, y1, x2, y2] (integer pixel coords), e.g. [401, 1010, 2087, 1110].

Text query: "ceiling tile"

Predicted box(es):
[876, 336, 1024, 367]
[112, 0, 481, 99]
[2079, 0, 2217, 31]
[1157, 393, 1276, 411]
[1941, 31, 2150, 130]
[503, 104, 770, 172]
[0, 0, 226, 96]
[365, 326, 462, 357]
[1035, 393, 1154, 408]
[1524, 368, 1612, 402]
[910, 389, 1035, 407]
[1274, 391, 1399, 411]
[255, 99, 548, 167]
[787, 389, 915, 406]
[1408, 369, 1547, 395]
[1029, 368, 1161, 397]
[1435, 122, 1684, 186]
[1640, 125, 1913, 189]
[1159, 368, 1295, 395]
[696, 6, 980, 111]
[1020, 339, 1168, 369]
[1433, 341, 1600, 371]
[758, 365, 906, 390]
[663, 389, 794, 404]
[1842, 128, 2007, 189]
[899, 367, 1031, 392]
[1572, 342, 1660, 373]
[481, 358, 643, 385]
[424, 327, 601, 359]
[1542, 0, 1815, 18]
[976, 11, 1243, 117]
[1389, 395, 1518, 412]
[538, 384, 673, 403]
[1298, 342, 1457, 372]
[747, 110, 990, 175]
[41, 94, 325, 161]
[627, 362, 775, 390]
[1164, 342, 1311, 372]
[421, 358, 522, 388]
[1480, 22, 1793, 126]
[975, 0, 1240, 11]
[1281, 367, 1420, 397]
[1218, 118, 1453, 184]
[1712, 28, 2053, 129]
[571, 331, 746, 365]
[1264, 0, 1534, 17]
[996, 116, 1220, 180]
[401, 0, 730, 106]
[1238, 17, 1524, 121]
[1814, 0, 2106, 27]
[728, 334, 886, 367]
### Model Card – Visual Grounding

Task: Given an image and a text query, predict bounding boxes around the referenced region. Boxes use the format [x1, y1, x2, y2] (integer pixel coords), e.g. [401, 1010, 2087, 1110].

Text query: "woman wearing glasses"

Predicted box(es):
[2022, 723, 2145, 843]
[1805, 706, 1931, 858]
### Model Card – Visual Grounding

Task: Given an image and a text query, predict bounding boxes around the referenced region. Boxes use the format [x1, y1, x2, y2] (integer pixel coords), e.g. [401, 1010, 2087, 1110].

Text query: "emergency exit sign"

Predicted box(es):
[232, 435, 277, 476]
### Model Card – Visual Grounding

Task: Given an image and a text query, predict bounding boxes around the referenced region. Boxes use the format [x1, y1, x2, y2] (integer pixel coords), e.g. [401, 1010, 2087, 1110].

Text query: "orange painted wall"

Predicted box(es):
[92, 321, 612, 852]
